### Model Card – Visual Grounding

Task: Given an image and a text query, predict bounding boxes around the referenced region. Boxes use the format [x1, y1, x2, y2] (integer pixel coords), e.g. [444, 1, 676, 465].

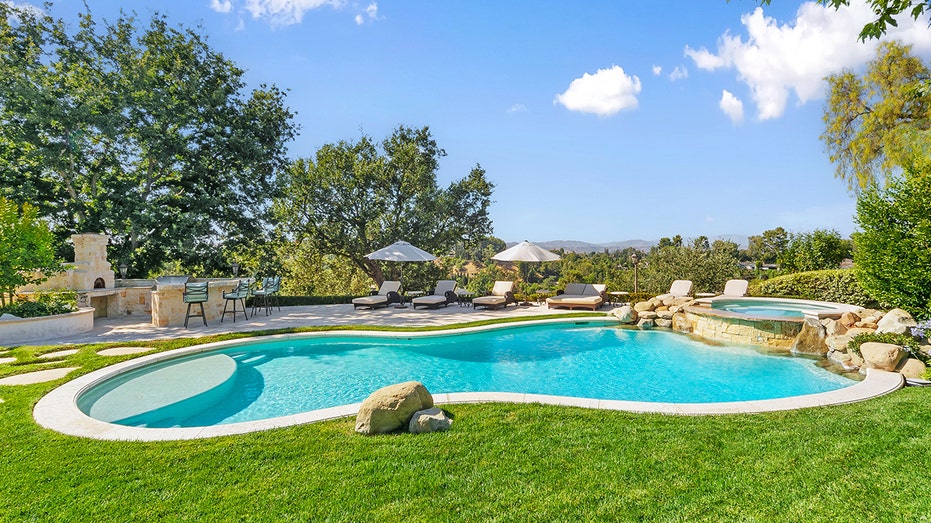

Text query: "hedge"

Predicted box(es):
[753, 269, 880, 308]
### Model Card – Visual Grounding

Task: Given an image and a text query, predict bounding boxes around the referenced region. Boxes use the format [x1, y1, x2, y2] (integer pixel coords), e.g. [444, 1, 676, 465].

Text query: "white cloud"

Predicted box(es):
[554, 65, 642, 117]
[685, 0, 931, 120]
[355, 2, 378, 25]
[668, 66, 688, 81]
[210, 0, 233, 14]
[507, 103, 527, 114]
[652, 65, 662, 76]
[230, 0, 344, 26]
[719, 90, 744, 124]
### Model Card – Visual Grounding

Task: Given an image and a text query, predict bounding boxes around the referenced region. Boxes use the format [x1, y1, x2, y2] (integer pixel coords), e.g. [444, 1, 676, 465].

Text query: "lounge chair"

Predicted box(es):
[545, 283, 606, 311]
[472, 281, 517, 310]
[352, 281, 402, 309]
[656, 280, 693, 299]
[696, 279, 749, 301]
[721, 279, 749, 297]
[412, 280, 459, 309]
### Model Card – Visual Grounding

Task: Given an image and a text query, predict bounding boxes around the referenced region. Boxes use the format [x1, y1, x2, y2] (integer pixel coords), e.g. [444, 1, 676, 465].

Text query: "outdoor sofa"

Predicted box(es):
[352, 280, 402, 309]
[412, 280, 459, 309]
[545, 283, 606, 311]
[472, 281, 517, 310]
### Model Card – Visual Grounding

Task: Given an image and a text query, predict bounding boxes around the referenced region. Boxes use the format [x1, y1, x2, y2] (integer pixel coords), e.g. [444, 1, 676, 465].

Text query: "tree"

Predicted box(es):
[762, 1, 931, 41]
[275, 125, 494, 287]
[641, 237, 740, 294]
[854, 166, 931, 317]
[0, 4, 296, 276]
[0, 197, 62, 306]
[822, 41, 931, 191]
[778, 229, 851, 272]
[747, 227, 788, 267]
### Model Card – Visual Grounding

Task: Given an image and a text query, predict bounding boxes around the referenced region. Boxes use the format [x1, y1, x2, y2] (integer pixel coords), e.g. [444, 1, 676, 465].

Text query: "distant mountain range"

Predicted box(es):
[521, 235, 750, 254]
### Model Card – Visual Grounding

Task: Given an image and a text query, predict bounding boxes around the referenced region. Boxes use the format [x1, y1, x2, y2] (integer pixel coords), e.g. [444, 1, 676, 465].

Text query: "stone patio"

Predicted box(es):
[11, 302, 592, 346]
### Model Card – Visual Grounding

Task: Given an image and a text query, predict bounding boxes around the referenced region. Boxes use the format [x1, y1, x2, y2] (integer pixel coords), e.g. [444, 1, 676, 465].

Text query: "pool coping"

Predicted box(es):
[33, 317, 906, 441]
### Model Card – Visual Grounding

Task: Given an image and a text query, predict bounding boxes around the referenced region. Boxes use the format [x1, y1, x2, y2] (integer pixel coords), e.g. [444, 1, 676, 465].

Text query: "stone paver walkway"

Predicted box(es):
[0, 367, 80, 386]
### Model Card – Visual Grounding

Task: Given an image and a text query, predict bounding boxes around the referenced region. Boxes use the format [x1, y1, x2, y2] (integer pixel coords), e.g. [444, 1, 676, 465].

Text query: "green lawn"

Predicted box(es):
[1, 322, 930, 522]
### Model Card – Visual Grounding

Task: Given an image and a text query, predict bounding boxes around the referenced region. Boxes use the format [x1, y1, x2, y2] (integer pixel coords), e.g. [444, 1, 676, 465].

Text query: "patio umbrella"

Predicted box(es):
[492, 240, 561, 262]
[365, 241, 437, 305]
[491, 240, 561, 305]
[366, 240, 437, 263]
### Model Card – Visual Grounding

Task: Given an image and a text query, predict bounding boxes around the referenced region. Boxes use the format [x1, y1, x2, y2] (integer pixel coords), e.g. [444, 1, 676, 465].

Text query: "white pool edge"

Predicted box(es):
[33, 318, 905, 441]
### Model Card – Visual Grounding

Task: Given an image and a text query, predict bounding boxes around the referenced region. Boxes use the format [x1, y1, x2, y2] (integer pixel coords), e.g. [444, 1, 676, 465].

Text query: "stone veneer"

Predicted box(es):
[678, 308, 804, 350]
[150, 280, 241, 327]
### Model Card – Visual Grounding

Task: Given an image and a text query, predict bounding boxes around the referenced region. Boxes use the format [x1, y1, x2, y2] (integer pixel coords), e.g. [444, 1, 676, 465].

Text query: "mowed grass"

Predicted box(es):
[1, 323, 930, 521]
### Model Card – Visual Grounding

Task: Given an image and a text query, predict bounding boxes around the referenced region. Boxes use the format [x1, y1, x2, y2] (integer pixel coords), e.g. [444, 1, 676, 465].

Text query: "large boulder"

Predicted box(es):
[876, 308, 918, 335]
[655, 318, 673, 328]
[611, 305, 637, 324]
[638, 311, 658, 320]
[633, 301, 653, 313]
[637, 318, 655, 330]
[409, 407, 453, 434]
[859, 342, 906, 372]
[825, 334, 852, 353]
[897, 358, 927, 379]
[822, 318, 848, 337]
[839, 311, 860, 328]
[356, 381, 434, 435]
[846, 327, 877, 337]
[791, 317, 829, 356]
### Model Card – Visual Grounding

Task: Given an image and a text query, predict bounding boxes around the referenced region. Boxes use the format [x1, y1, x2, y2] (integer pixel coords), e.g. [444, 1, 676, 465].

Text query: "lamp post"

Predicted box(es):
[231, 262, 239, 277]
[630, 253, 640, 293]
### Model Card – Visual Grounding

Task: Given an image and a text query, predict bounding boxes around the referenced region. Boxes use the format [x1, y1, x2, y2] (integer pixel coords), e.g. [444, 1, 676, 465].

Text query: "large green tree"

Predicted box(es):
[822, 41, 931, 191]
[778, 229, 851, 273]
[275, 125, 494, 286]
[747, 227, 788, 267]
[854, 166, 931, 317]
[0, 196, 62, 306]
[0, 4, 296, 276]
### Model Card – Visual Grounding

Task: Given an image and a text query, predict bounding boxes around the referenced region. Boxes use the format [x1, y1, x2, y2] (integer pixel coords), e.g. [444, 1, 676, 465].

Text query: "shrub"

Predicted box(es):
[754, 269, 880, 308]
[0, 290, 77, 318]
[854, 169, 931, 319]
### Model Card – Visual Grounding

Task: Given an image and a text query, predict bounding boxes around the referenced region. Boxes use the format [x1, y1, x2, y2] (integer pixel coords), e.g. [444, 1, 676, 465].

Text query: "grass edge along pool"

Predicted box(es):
[71, 321, 860, 434]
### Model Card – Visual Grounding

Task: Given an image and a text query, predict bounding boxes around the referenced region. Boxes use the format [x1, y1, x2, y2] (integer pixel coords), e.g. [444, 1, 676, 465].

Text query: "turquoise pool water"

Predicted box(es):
[78, 322, 855, 428]
[711, 298, 842, 318]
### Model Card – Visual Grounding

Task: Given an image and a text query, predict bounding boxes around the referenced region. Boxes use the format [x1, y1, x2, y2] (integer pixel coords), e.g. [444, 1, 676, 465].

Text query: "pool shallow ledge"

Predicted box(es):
[33, 319, 905, 441]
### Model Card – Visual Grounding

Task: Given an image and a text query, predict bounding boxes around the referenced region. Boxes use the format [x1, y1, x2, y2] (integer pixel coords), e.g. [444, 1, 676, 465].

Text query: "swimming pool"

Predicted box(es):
[72, 320, 856, 430]
[708, 297, 858, 319]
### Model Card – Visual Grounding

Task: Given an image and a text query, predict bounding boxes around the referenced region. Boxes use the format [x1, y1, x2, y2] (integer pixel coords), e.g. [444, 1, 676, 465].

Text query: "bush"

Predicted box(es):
[0, 290, 77, 318]
[854, 169, 931, 319]
[754, 269, 880, 308]
[272, 295, 356, 306]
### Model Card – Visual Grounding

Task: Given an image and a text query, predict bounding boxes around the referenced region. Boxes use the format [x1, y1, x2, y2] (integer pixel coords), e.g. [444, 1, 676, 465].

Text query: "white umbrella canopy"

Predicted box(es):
[366, 241, 437, 262]
[492, 240, 561, 263]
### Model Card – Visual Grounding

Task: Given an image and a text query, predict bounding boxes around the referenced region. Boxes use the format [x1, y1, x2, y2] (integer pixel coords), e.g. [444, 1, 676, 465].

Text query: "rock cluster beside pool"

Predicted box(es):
[824, 308, 928, 378]
[610, 300, 928, 380]
[355, 381, 453, 435]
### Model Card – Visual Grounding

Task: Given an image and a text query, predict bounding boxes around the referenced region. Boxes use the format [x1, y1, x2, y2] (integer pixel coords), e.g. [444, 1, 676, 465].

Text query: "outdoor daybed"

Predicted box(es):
[472, 281, 517, 310]
[545, 283, 606, 311]
[352, 280, 402, 309]
[412, 280, 459, 309]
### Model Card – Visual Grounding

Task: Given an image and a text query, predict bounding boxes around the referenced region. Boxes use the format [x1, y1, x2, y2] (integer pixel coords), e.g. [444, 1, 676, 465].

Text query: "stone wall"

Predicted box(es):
[151, 280, 241, 327]
[679, 309, 803, 350]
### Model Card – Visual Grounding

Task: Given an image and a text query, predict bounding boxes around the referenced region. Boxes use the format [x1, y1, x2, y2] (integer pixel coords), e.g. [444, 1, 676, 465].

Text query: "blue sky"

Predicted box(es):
[50, 1, 931, 244]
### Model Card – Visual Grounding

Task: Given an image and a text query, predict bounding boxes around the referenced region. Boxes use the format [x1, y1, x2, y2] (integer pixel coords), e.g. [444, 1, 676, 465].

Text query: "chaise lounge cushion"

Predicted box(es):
[546, 283, 606, 311]
[473, 281, 516, 310]
[412, 280, 459, 309]
[353, 281, 402, 309]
